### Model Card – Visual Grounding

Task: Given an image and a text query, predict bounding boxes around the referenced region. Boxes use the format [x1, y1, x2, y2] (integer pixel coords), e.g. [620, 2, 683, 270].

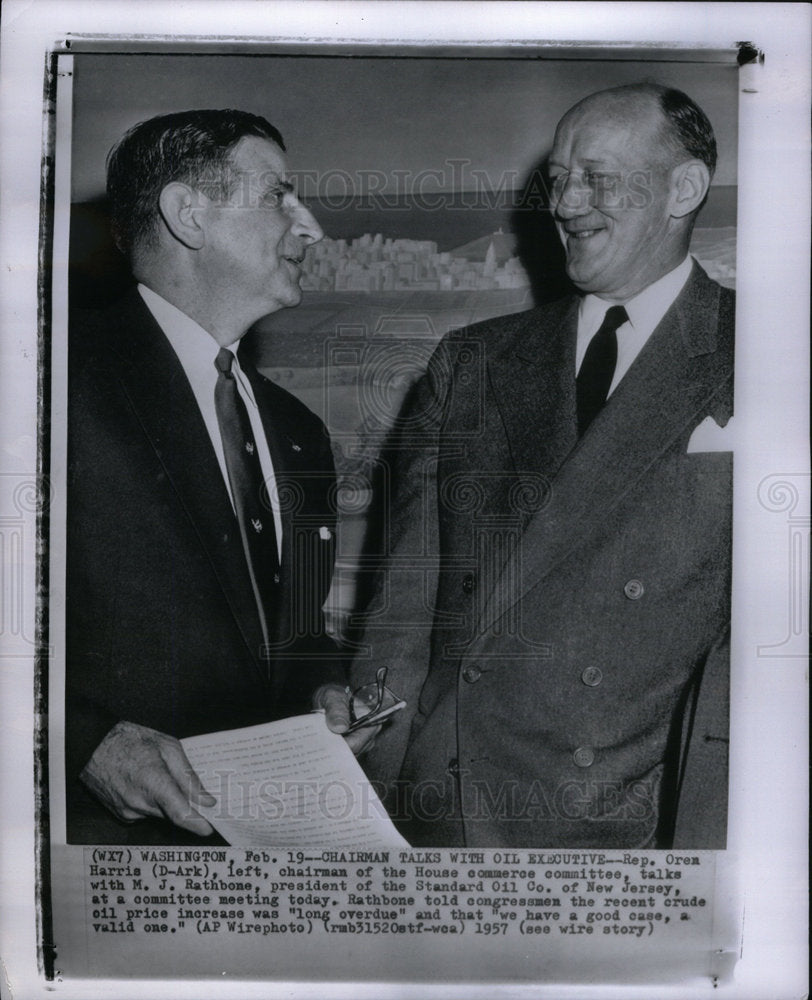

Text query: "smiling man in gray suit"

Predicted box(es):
[351, 84, 734, 849]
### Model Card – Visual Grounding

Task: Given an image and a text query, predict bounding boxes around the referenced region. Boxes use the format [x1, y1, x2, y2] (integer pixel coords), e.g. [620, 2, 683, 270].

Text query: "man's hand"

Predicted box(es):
[313, 683, 380, 755]
[79, 721, 216, 836]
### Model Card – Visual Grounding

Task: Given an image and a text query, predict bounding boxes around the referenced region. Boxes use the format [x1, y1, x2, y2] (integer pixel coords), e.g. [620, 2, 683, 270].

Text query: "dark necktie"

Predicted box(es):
[576, 304, 628, 436]
[214, 348, 280, 643]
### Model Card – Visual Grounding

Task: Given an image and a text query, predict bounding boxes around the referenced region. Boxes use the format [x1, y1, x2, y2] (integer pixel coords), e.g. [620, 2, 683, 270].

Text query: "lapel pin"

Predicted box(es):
[291, 442, 302, 452]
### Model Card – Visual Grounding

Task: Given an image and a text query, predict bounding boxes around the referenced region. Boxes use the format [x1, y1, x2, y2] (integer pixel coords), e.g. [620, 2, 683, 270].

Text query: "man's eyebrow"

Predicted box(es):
[548, 158, 621, 179]
[260, 176, 295, 194]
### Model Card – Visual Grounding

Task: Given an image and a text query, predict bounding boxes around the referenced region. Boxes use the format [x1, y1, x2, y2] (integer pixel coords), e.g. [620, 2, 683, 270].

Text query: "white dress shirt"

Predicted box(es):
[138, 284, 283, 558]
[575, 255, 693, 397]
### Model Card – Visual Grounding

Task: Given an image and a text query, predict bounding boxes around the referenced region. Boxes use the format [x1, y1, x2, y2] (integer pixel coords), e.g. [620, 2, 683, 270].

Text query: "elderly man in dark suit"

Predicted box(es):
[351, 84, 734, 849]
[67, 110, 367, 844]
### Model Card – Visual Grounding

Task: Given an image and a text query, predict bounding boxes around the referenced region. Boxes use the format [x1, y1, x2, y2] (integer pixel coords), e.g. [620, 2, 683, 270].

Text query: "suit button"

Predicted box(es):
[573, 746, 595, 768]
[462, 665, 482, 684]
[447, 758, 460, 776]
[462, 573, 476, 594]
[624, 579, 645, 600]
[581, 666, 603, 687]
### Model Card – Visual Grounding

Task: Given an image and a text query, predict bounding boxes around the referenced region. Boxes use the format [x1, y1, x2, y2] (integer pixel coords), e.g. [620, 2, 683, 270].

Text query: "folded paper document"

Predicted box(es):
[181, 714, 408, 848]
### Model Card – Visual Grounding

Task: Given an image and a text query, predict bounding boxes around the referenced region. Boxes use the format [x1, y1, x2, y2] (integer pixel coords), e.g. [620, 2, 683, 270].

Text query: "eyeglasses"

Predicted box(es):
[345, 666, 406, 733]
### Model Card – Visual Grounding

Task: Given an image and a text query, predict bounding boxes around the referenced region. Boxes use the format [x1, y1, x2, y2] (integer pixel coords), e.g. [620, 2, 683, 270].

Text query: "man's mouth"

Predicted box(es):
[283, 254, 305, 265]
[564, 226, 604, 240]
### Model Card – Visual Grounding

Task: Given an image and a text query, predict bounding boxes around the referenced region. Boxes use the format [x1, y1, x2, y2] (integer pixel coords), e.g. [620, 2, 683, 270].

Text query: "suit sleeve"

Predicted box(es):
[348, 339, 451, 790]
[671, 626, 730, 848]
[275, 414, 348, 713]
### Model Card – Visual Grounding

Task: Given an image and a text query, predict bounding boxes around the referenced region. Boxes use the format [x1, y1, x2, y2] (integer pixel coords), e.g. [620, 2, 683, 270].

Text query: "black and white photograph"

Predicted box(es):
[0, 3, 808, 998]
[61, 41, 741, 852]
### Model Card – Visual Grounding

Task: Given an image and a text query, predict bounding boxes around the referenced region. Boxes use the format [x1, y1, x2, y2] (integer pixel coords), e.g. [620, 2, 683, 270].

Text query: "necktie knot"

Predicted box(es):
[602, 304, 629, 335]
[215, 348, 236, 377]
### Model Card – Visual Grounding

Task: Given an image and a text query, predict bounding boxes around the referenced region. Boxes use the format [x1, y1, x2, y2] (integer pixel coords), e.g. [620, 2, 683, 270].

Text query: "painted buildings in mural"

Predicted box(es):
[300, 230, 530, 292]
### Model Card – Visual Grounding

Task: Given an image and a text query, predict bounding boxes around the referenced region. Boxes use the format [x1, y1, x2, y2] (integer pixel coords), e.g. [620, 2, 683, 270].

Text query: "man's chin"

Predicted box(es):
[271, 284, 304, 311]
[565, 261, 597, 293]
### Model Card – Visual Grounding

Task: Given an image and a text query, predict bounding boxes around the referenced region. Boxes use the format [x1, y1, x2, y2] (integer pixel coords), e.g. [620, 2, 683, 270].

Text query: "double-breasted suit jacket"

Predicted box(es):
[66, 289, 341, 843]
[352, 262, 733, 849]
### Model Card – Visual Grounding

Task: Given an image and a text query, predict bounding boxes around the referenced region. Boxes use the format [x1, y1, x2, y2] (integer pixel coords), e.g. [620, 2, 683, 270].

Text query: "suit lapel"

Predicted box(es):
[487, 298, 579, 485]
[242, 366, 305, 571]
[108, 291, 268, 674]
[239, 359, 299, 686]
[238, 355, 335, 701]
[478, 265, 732, 636]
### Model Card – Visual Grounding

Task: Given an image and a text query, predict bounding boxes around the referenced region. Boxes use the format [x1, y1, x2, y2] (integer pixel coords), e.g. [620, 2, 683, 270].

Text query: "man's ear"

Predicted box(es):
[669, 159, 711, 220]
[158, 182, 207, 250]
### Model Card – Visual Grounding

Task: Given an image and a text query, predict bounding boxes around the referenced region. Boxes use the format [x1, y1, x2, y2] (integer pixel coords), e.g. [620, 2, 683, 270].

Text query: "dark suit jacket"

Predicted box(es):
[66, 289, 342, 843]
[352, 262, 733, 849]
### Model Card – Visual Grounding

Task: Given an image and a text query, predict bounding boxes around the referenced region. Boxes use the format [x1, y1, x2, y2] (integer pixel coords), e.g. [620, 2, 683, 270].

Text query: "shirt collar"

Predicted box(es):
[137, 283, 257, 406]
[578, 255, 693, 334]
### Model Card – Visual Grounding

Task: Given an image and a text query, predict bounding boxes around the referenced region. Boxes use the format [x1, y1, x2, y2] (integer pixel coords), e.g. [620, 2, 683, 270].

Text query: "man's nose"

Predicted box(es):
[290, 199, 323, 245]
[553, 172, 592, 218]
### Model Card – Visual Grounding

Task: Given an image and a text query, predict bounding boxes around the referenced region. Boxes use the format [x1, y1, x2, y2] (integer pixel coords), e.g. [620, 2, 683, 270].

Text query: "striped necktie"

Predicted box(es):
[214, 347, 280, 645]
